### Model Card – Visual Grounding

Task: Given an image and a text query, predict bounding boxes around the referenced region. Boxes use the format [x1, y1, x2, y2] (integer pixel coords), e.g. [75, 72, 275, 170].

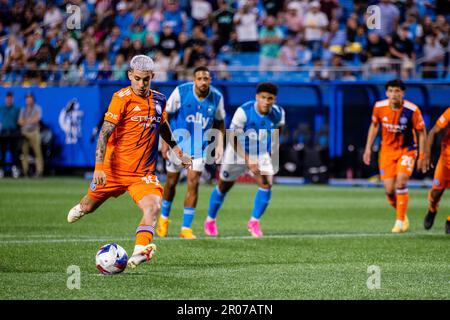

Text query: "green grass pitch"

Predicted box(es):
[0, 178, 448, 300]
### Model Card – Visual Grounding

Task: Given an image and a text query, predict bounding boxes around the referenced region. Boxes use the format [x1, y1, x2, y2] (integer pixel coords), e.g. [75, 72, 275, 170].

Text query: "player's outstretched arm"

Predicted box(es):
[93, 120, 116, 185]
[160, 113, 170, 160]
[425, 125, 441, 171]
[363, 122, 379, 166]
[160, 121, 192, 169]
[416, 128, 428, 173]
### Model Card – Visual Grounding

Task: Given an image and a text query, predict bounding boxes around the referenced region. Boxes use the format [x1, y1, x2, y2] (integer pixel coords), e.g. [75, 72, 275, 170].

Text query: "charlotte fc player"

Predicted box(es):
[423, 107, 450, 234]
[363, 79, 427, 233]
[157, 66, 226, 239]
[204, 82, 285, 238]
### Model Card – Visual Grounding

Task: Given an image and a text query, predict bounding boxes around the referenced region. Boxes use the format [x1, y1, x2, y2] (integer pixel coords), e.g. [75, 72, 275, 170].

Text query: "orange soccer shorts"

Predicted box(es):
[87, 170, 164, 204]
[379, 149, 417, 180]
[432, 154, 450, 190]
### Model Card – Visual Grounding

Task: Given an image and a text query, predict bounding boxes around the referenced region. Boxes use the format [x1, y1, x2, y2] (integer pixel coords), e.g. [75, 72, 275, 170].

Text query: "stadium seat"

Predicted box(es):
[367, 73, 399, 81]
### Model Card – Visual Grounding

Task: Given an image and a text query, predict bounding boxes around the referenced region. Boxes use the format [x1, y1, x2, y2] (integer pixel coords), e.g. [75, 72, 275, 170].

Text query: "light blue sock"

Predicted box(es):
[182, 207, 196, 229]
[207, 187, 226, 220]
[251, 188, 272, 220]
[161, 199, 172, 218]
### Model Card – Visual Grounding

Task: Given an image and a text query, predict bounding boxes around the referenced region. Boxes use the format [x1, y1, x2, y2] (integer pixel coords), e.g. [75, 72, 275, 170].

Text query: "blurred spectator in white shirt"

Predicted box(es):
[304, 1, 329, 60]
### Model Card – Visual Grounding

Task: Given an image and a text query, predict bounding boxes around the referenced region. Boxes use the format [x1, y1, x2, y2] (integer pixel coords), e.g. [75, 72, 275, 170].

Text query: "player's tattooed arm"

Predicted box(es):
[93, 120, 115, 186]
[95, 120, 116, 164]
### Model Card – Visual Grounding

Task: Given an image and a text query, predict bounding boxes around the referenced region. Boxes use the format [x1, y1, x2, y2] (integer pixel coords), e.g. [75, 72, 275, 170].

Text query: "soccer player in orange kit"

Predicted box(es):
[423, 107, 450, 234]
[363, 79, 427, 233]
[67, 55, 192, 268]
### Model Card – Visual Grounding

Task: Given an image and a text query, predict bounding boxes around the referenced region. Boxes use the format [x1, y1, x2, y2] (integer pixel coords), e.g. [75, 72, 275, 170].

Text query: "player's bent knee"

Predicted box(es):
[218, 180, 234, 194]
[261, 182, 273, 189]
[165, 173, 179, 187]
[139, 196, 161, 214]
[431, 188, 444, 199]
[187, 178, 200, 191]
[259, 180, 273, 190]
[396, 182, 407, 190]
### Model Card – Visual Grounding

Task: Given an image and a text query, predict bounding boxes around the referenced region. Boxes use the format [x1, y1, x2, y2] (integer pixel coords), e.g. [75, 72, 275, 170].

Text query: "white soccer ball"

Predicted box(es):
[95, 243, 128, 275]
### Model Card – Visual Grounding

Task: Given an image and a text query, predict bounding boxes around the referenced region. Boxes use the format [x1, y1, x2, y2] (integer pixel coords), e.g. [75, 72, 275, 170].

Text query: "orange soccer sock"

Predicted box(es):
[428, 190, 439, 214]
[386, 193, 397, 209]
[135, 225, 155, 246]
[396, 188, 409, 221]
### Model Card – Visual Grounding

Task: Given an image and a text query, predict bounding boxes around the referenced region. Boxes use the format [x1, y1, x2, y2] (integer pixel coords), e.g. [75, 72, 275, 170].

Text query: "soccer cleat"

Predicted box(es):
[391, 220, 404, 233]
[204, 219, 218, 237]
[156, 216, 170, 237]
[127, 243, 157, 269]
[423, 210, 437, 230]
[445, 220, 450, 234]
[401, 216, 410, 232]
[67, 204, 86, 223]
[180, 228, 197, 239]
[247, 220, 263, 238]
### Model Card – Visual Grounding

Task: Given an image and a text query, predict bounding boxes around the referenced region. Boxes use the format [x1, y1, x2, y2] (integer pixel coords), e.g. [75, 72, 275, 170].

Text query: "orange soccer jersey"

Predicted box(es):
[103, 86, 167, 176]
[371, 99, 425, 179]
[88, 86, 167, 203]
[432, 107, 450, 190]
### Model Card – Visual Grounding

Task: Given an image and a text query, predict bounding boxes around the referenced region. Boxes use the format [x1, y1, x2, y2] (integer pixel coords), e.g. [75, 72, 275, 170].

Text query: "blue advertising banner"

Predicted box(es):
[0, 86, 102, 167]
[1, 81, 448, 168]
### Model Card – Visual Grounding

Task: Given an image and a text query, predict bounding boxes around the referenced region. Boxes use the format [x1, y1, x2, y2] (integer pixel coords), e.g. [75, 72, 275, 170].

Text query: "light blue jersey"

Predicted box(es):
[230, 100, 285, 155]
[166, 82, 225, 158]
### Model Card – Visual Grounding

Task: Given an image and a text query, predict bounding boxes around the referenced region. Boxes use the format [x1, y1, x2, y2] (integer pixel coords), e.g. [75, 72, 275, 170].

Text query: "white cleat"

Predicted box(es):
[67, 204, 86, 223]
[127, 244, 157, 269]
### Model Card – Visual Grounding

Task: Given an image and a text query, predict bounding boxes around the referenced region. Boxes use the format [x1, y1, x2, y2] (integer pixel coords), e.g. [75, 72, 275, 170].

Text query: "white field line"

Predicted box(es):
[0, 232, 443, 244]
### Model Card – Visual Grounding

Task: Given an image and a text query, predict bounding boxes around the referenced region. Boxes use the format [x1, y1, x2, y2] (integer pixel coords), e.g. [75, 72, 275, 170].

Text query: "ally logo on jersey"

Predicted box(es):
[185, 111, 210, 129]
[167, 82, 225, 158]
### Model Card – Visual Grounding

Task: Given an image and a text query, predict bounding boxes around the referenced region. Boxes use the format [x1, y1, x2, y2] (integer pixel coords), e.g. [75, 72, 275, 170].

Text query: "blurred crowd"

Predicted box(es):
[0, 0, 449, 85]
